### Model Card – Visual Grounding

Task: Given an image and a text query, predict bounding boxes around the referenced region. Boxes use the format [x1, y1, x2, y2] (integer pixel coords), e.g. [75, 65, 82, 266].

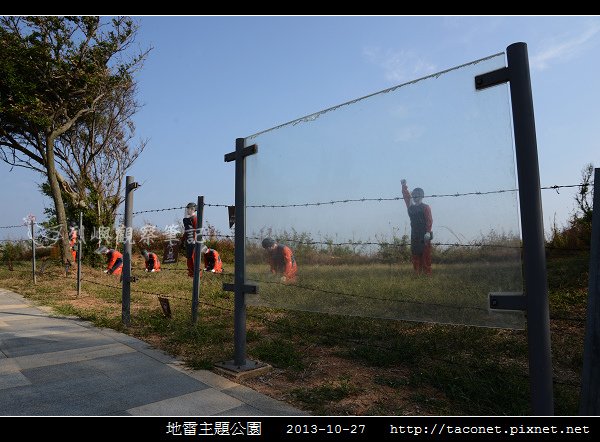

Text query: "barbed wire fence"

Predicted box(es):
[26, 267, 577, 394]
[0, 224, 25, 229]
[2, 182, 592, 245]
[3, 258, 585, 326]
[0, 241, 584, 410]
[40, 269, 579, 393]
[0, 182, 591, 399]
[0, 181, 593, 306]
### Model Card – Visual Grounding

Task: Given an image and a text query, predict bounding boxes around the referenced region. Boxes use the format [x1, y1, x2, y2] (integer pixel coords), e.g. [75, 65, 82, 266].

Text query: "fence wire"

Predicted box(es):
[105, 183, 588, 218]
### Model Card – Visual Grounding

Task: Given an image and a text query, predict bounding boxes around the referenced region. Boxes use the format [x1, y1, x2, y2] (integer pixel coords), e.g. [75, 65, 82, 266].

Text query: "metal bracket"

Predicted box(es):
[224, 144, 258, 163]
[127, 182, 140, 191]
[475, 66, 509, 90]
[489, 292, 525, 311]
[223, 283, 258, 294]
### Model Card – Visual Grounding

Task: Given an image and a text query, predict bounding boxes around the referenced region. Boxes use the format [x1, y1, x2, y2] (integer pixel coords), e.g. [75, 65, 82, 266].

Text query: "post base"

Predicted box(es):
[214, 359, 271, 380]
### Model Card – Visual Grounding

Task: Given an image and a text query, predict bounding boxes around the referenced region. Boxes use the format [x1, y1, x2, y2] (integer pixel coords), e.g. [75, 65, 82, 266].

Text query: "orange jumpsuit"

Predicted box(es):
[106, 250, 123, 276]
[69, 228, 77, 263]
[145, 252, 161, 272]
[203, 249, 223, 273]
[268, 244, 297, 283]
[402, 184, 433, 275]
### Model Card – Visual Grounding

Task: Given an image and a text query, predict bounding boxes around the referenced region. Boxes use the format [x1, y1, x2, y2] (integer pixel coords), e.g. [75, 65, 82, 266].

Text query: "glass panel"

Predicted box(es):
[244, 53, 524, 329]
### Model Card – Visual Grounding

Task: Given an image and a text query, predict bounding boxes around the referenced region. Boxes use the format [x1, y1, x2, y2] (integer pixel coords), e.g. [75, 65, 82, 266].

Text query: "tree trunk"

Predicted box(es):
[46, 137, 71, 265]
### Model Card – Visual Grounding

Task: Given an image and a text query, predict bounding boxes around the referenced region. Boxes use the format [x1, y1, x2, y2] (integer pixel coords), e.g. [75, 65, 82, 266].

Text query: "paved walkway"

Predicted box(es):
[0, 288, 306, 416]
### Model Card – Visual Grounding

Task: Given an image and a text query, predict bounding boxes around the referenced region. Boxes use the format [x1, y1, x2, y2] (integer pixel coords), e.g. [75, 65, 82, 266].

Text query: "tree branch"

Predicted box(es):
[0, 130, 45, 166]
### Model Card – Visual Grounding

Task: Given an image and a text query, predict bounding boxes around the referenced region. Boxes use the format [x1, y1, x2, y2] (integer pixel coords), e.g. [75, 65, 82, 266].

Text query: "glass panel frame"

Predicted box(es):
[244, 53, 524, 329]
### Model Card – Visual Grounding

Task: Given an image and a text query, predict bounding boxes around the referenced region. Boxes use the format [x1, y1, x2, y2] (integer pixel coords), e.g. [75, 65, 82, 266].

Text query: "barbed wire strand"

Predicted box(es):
[95, 279, 533, 386]
[0, 260, 591, 323]
[40, 183, 588, 256]
[244, 184, 588, 209]
[108, 183, 588, 217]
[12, 269, 588, 327]
[176, 232, 587, 253]
[245, 236, 590, 251]
[77, 277, 584, 388]
[147, 233, 589, 252]
[80, 278, 123, 291]
[251, 277, 490, 313]
[133, 205, 185, 215]
[1, 234, 586, 252]
[547, 315, 586, 323]
[130, 287, 191, 303]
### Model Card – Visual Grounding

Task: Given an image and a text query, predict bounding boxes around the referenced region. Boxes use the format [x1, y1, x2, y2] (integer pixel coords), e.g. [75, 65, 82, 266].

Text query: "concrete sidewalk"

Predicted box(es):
[0, 288, 307, 416]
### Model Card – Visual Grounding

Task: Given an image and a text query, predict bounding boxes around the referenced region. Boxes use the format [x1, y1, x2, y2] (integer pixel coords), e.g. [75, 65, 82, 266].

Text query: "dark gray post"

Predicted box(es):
[219, 139, 260, 373]
[77, 211, 82, 297]
[580, 168, 600, 414]
[122, 175, 135, 326]
[30, 219, 36, 285]
[233, 138, 247, 366]
[507, 42, 554, 415]
[192, 195, 204, 324]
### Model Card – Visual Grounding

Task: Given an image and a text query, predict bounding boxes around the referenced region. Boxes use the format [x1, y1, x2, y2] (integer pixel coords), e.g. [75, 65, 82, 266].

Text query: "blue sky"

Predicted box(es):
[244, 53, 523, 245]
[1, 16, 599, 242]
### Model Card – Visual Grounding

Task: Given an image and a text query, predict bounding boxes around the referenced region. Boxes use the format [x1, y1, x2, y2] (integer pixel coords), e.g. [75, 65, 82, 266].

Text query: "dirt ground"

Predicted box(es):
[238, 346, 446, 416]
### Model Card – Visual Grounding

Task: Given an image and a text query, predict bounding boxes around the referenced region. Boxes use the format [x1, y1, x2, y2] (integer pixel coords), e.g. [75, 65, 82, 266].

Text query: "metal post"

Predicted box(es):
[31, 219, 36, 285]
[580, 168, 600, 414]
[218, 139, 261, 374]
[507, 42, 554, 415]
[65, 218, 70, 276]
[192, 195, 204, 324]
[77, 211, 82, 297]
[233, 138, 247, 366]
[122, 176, 135, 326]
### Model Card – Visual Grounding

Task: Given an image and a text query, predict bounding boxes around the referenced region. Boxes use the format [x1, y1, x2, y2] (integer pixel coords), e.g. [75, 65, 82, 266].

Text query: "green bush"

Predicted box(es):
[546, 163, 593, 255]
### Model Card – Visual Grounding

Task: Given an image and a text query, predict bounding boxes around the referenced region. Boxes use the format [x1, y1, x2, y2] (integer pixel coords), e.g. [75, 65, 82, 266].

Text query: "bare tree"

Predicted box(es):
[53, 79, 147, 229]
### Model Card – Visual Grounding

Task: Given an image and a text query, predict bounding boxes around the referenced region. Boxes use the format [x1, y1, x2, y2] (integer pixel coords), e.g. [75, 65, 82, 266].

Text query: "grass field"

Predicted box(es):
[246, 261, 524, 329]
[0, 251, 587, 415]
